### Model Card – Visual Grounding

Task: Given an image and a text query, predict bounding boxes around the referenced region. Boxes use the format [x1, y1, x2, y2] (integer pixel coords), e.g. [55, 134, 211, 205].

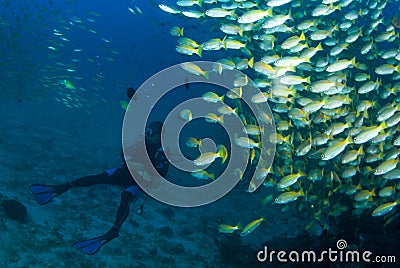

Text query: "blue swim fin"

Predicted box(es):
[73, 236, 108, 255]
[73, 227, 119, 255]
[30, 184, 54, 194]
[30, 184, 59, 205]
[35, 192, 59, 205]
[30, 184, 70, 205]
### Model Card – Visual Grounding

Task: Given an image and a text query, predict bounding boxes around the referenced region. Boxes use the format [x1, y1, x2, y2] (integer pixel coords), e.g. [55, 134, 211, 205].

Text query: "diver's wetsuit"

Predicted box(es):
[69, 143, 169, 228]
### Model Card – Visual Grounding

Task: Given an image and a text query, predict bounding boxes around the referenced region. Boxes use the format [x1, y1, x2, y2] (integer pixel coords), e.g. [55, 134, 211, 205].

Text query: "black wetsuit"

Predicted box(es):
[69, 143, 169, 228]
[71, 145, 169, 188]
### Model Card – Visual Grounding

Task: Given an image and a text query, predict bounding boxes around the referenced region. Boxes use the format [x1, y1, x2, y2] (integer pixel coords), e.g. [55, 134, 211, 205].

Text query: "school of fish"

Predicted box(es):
[160, 0, 400, 235]
[0, 0, 147, 110]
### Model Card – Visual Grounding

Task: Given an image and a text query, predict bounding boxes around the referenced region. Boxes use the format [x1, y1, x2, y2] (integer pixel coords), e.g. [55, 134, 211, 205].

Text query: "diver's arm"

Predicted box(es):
[155, 148, 170, 177]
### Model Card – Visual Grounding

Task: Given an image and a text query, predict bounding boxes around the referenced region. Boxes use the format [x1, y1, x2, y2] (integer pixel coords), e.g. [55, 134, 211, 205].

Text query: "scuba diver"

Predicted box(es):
[30, 87, 169, 255]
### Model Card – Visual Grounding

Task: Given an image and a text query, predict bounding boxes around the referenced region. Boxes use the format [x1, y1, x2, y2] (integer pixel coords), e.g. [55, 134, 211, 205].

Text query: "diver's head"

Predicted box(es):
[145, 121, 163, 145]
[126, 87, 136, 99]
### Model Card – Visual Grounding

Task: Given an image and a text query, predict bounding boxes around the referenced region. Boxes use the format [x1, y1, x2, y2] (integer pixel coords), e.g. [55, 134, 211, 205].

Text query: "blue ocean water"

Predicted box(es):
[1, 0, 400, 267]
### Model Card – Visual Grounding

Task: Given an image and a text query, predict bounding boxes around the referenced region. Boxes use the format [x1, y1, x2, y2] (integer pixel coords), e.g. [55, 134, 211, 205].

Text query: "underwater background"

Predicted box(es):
[1, 0, 400, 267]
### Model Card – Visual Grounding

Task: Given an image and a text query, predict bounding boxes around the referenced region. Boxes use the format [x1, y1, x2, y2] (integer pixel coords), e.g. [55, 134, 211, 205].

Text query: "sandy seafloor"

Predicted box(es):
[2, 98, 400, 268]
[0, 98, 310, 268]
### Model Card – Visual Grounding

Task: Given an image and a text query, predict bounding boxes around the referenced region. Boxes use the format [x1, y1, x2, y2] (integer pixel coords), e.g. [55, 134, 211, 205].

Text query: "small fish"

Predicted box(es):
[341, 146, 363, 164]
[269, 133, 291, 144]
[63, 80, 75, 89]
[194, 144, 228, 166]
[249, 148, 257, 164]
[353, 122, 387, 144]
[326, 58, 357, 72]
[244, 125, 261, 136]
[238, 9, 273, 24]
[191, 170, 215, 180]
[378, 186, 396, 198]
[358, 79, 381, 94]
[251, 92, 271, 104]
[354, 189, 375, 202]
[177, 0, 202, 7]
[372, 200, 399, 217]
[218, 223, 241, 234]
[205, 113, 224, 124]
[225, 87, 242, 100]
[321, 135, 352, 160]
[181, 62, 209, 78]
[309, 80, 338, 93]
[277, 172, 306, 188]
[179, 109, 192, 122]
[170, 26, 184, 37]
[176, 44, 202, 57]
[267, 0, 292, 7]
[220, 24, 244, 36]
[281, 33, 306, 50]
[218, 104, 237, 115]
[134, 5, 143, 15]
[240, 217, 265, 236]
[206, 8, 234, 18]
[158, 4, 181, 14]
[202, 92, 224, 103]
[202, 38, 225, 51]
[233, 75, 248, 87]
[384, 213, 400, 228]
[275, 189, 305, 204]
[262, 12, 292, 29]
[375, 30, 396, 43]
[375, 159, 398, 175]
[255, 166, 272, 181]
[275, 56, 309, 68]
[307, 170, 323, 182]
[225, 39, 246, 50]
[254, 61, 276, 77]
[182, 10, 204, 19]
[383, 169, 400, 180]
[235, 137, 260, 149]
[375, 64, 400, 75]
[346, 183, 362, 196]
[186, 137, 202, 148]
[120, 100, 129, 110]
[178, 37, 200, 48]
[279, 75, 310, 85]
[128, 7, 136, 15]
